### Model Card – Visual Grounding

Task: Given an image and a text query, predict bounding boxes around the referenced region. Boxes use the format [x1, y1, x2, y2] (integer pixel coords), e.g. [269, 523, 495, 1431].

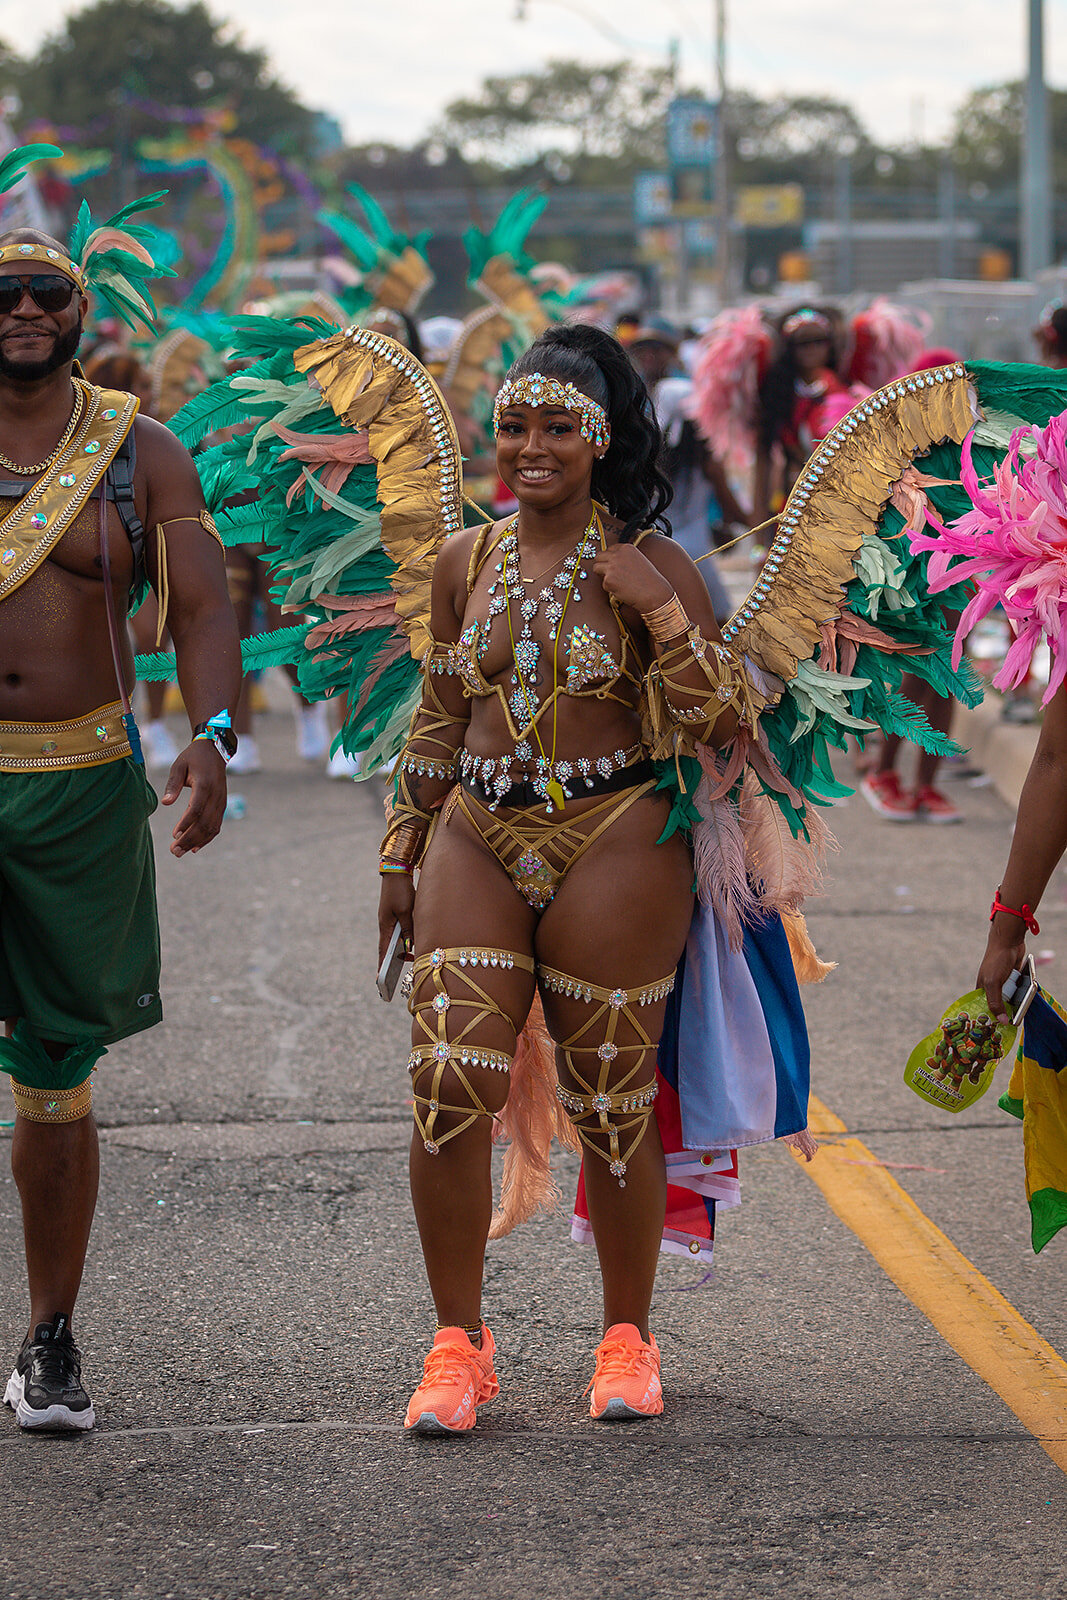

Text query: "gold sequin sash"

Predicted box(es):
[0, 702, 131, 771]
[0, 382, 139, 605]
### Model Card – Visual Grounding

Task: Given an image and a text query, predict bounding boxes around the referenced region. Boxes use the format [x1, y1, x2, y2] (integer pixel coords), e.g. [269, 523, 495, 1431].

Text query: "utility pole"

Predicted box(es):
[1021, 0, 1053, 278]
[938, 153, 957, 280]
[713, 0, 729, 302]
[835, 153, 853, 295]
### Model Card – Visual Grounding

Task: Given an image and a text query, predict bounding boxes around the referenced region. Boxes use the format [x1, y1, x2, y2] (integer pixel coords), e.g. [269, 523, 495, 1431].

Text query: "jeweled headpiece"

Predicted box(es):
[0, 143, 175, 331]
[493, 373, 610, 449]
[781, 308, 831, 340]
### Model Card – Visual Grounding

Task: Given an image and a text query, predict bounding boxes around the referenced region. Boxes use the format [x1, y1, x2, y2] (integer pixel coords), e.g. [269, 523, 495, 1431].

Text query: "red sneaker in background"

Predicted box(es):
[859, 769, 918, 821]
[915, 784, 963, 824]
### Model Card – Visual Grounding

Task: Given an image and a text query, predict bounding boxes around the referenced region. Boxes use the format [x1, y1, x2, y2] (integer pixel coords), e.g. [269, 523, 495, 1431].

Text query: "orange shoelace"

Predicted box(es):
[584, 1337, 649, 1395]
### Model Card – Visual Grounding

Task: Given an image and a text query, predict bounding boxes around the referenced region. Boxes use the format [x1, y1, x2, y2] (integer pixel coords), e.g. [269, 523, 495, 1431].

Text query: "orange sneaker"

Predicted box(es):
[404, 1324, 500, 1435]
[586, 1323, 663, 1420]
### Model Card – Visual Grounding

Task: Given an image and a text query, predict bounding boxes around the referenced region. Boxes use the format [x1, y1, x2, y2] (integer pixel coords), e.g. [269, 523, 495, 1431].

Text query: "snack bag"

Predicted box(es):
[904, 961, 1037, 1113]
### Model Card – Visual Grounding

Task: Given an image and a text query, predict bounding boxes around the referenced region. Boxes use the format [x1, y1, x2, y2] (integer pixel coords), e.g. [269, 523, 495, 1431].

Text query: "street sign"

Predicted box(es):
[667, 98, 718, 169]
[735, 184, 805, 228]
[633, 171, 672, 227]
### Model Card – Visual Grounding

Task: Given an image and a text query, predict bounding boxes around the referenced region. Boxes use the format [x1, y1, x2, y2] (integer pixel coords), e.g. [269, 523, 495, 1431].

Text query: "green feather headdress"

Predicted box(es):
[0, 143, 176, 331]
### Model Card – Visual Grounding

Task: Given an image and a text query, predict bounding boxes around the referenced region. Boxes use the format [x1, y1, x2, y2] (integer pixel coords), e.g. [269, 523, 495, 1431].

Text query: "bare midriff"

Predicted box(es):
[0, 498, 137, 723]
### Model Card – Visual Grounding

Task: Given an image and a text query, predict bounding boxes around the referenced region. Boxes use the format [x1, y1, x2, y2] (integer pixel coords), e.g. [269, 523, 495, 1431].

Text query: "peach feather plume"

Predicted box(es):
[489, 994, 579, 1239]
[79, 229, 155, 270]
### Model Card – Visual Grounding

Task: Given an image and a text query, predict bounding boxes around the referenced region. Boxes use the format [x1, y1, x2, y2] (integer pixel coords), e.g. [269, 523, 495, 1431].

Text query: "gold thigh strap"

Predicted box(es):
[0, 703, 130, 772]
[11, 1077, 93, 1123]
[408, 945, 533, 1154]
[541, 963, 676, 1187]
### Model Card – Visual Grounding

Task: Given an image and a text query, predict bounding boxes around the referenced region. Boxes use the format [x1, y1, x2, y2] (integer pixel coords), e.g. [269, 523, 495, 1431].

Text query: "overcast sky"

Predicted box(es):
[3, 0, 1066, 149]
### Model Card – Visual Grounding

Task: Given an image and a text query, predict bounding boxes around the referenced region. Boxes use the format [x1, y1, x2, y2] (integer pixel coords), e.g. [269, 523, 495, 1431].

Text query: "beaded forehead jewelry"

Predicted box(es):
[493, 373, 610, 450]
[782, 308, 831, 340]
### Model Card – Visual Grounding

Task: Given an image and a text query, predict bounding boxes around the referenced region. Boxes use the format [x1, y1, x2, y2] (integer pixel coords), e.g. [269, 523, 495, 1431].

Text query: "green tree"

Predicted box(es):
[18, 0, 314, 156]
[434, 59, 676, 175]
[727, 92, 873, 181]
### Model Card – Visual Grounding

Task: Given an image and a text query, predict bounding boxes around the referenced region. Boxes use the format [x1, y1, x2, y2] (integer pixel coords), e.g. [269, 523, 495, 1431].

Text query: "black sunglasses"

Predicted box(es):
[0, 275, 78, 314]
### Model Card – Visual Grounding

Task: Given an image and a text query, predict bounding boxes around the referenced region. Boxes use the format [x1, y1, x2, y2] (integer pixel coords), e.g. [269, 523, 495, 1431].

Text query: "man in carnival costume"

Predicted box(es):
[0, 146, 241, 1431]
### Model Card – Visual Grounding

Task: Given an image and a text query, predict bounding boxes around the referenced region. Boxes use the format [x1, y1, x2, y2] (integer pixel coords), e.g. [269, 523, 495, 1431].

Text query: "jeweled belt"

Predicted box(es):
[460, 744, 651, 811]
[0, 702, 131, 772]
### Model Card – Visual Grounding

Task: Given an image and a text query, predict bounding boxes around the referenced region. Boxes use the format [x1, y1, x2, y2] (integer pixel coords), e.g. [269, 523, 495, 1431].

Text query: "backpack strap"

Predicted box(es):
[105, 428, 147, 592]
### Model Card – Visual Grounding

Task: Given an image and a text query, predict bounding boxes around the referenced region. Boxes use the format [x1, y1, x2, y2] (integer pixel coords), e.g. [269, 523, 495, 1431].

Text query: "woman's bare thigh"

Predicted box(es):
[412, 796, 540, 1048]
[533, 789, 693, 1060]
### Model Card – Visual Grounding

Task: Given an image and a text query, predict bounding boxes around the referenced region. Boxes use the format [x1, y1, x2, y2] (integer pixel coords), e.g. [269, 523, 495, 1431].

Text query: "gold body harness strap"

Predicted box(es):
[454, 777, 656, 910]
[408, 946, 536, 1154]
[541, 966, 677, 1187]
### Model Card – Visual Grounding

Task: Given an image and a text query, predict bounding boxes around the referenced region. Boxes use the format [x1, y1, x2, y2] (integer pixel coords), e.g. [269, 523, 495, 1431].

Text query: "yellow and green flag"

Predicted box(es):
[999, 989, 1067, 1253]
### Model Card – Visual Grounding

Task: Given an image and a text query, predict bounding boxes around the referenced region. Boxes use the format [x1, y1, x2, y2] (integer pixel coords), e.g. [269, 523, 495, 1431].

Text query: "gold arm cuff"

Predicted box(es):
[380, 820, 428, 867]
[11, 1076, 93, 1123]
[642, 594, 692, 643]
[0, 703, 130, 772]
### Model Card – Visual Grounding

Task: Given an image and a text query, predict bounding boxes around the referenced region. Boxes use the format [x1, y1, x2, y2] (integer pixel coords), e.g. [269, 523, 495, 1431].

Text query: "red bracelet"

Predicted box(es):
[990, 888, 1040, 935]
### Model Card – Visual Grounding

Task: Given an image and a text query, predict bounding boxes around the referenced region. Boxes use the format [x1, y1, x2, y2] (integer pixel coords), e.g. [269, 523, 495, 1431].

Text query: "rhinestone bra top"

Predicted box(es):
[449, 522, 646, 742]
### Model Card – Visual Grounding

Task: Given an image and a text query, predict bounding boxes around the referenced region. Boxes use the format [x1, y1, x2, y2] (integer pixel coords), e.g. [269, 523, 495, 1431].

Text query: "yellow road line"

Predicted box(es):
[794, 1093, 1067, 1474]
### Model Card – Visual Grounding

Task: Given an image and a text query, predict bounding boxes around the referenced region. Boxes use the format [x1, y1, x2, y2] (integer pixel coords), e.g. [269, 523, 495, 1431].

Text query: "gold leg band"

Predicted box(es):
[11, 1076, 93, 1124]
[542, 965, 674, 1187]
[408, 946, 531, 1155]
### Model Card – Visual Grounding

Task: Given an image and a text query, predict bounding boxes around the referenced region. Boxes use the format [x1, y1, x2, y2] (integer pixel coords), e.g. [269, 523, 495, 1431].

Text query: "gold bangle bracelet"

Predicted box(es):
[380, 821, 427, 868]
[642, 593, 692, 643]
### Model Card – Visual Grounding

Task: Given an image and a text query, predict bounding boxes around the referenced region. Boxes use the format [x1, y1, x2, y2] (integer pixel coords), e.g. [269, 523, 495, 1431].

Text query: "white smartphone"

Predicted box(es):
[376, 922, 407, 1002]
[1003, 955, 1039, 1025]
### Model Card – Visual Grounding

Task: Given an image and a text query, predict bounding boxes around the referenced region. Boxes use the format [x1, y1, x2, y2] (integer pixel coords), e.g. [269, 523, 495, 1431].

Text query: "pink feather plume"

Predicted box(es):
[846, 297, 929, 388]
[690, 304, 771, 476]
[489, 994, 580, 1239]
[303, 592, 397, 650]
[909, 414, 1067, 703]
[80, 228, 155, 269]
[275, 423, 373, 506]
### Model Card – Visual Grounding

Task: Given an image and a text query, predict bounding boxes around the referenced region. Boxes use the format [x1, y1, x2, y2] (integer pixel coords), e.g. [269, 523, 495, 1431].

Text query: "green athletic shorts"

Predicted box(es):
[0, 757, 162, 1047]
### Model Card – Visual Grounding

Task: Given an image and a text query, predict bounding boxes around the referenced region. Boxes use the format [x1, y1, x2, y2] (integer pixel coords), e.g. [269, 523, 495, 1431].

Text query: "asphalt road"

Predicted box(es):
[0, 691, 1065, 1600]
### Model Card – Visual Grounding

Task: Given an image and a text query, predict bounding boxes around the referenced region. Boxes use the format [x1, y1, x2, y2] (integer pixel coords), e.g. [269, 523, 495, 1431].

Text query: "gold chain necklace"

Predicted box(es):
[0, 382, 85, 476]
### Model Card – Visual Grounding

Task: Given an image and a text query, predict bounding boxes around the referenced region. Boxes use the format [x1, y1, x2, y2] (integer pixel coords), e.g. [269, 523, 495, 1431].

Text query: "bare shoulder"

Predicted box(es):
[634, 530, 701, 582]
[133, 414, 203, 501]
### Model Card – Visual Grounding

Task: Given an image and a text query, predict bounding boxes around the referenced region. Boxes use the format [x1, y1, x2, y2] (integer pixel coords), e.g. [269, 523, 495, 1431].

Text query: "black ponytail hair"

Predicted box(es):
[504, 324, 673, 542]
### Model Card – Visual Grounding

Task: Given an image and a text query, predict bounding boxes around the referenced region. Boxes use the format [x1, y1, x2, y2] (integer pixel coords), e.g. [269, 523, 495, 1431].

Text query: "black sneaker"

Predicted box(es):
[3, 1314, 95, 1431]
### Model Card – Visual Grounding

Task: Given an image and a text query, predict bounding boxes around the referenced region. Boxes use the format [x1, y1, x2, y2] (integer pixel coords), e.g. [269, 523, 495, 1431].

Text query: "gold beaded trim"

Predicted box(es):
[0, 243, 85, 288]
[11, 1076, 93, 1123]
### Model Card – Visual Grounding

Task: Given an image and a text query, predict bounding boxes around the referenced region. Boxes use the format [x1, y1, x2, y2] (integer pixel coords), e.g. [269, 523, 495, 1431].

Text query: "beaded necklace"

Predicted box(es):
[503, 510, 600, 812]
[481, 513, 598, 725]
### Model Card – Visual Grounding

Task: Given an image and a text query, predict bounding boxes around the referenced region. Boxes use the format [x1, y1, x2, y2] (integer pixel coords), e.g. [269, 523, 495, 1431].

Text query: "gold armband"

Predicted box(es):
[641, 593, 692, 644]
[379, 820, 428, 869]
[646, 629, 755, 750]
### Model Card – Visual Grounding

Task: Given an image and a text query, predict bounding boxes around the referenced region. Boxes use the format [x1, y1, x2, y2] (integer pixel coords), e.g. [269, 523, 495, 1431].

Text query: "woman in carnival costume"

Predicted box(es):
[158, 311, 999, 1435]
[379, 323, 787, 1431]
[752, 307, 851, 531]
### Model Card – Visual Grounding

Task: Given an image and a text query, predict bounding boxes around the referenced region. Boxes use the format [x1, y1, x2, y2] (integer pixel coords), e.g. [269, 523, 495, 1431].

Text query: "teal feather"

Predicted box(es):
[317, 208, 379, 273]
[0, 143, 62, 196]
[463, 187, 546, 282]
[68, 200, 93, 265]
[347, 183, 404, 251]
